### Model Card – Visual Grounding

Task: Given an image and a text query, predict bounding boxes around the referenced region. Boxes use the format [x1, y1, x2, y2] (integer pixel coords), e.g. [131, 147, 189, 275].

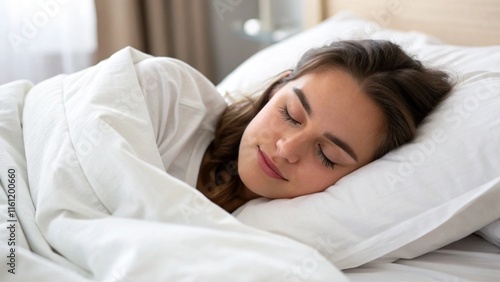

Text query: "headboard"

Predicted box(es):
[306, 0, 500, 46]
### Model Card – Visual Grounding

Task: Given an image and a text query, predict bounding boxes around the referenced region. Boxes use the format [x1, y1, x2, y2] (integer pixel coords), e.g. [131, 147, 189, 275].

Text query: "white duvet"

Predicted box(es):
[0, 47, 346, 281]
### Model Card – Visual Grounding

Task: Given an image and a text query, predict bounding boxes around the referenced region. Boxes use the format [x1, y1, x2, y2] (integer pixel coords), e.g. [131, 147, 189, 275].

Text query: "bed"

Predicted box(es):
[1, 0, 499, 281]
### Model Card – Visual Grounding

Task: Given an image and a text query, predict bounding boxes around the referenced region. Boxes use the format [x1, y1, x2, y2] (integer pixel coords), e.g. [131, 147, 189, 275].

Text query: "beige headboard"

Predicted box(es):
[307, 0, 500, 46]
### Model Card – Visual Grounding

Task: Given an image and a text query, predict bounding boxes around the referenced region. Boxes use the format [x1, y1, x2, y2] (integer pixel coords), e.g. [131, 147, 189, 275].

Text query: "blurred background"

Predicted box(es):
[0, 0, 316, 85]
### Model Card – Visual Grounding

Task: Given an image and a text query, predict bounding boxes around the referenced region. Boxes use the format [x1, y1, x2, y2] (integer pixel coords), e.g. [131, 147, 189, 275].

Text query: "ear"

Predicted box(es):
[273, 70, 292, 91]
[279, 70, 292, 82]
[268, 70, 293, 100]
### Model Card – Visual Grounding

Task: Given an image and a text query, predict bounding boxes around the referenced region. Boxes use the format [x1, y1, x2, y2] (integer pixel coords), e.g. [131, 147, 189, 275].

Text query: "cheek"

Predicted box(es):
[297, 163, 349, 193]
[244, 109, 286, 146]
[305, 167, 336, 188]
[266, 110, 287, 134]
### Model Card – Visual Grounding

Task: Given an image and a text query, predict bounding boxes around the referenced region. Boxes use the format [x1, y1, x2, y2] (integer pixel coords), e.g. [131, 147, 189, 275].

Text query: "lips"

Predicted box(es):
[257, 147, 287, 181]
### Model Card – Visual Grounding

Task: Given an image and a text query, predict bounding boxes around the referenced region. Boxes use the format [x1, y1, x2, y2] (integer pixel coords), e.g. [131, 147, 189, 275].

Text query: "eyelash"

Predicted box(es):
[317, 145, 336, 169]
[279, 105, 336, 169]
[279, 105, 300, 125]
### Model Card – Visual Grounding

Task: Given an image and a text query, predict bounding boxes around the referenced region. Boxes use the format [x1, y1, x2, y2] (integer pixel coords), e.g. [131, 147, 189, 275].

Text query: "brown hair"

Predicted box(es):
[198, 39, 453, 209]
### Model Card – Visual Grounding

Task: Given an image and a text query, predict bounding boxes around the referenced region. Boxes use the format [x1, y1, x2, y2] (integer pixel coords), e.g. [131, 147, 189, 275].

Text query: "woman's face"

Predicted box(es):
[238, 69, 385, 199]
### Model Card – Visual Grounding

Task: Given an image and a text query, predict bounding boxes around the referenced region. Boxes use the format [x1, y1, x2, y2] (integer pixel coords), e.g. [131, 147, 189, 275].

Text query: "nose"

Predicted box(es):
[276, 134, 304, 163]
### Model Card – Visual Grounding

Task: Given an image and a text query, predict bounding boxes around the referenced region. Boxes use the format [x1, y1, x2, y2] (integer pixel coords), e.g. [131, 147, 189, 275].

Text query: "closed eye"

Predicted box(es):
[280, 105, 335, 169]
[317, 144, 335, 169]
[279, 105, 301, 125]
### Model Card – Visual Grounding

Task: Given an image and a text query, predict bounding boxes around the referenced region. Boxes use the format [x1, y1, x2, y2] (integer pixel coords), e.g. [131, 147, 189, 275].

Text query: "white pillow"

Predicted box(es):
[223, 12, 500, 269]
[477, 219, 500, 248]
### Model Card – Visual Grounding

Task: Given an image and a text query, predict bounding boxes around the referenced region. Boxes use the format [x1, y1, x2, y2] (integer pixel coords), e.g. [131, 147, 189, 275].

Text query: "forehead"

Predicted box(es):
[283, 69, 386, 163]
[290, 69, 363, 105]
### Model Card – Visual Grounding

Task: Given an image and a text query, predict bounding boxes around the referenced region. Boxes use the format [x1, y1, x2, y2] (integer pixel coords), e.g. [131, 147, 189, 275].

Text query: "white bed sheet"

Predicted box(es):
[345, 235, 500, 281]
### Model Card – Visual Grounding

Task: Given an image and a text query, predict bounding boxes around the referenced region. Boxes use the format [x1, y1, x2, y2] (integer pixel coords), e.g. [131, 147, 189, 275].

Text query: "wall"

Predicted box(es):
[209, 0, 308, 84]
[268, 0, 306, 31]
[209, 0, 262, 84]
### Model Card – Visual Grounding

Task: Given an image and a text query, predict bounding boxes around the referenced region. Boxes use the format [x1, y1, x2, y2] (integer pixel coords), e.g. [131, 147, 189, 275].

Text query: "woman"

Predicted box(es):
[197, 40, 453, 212]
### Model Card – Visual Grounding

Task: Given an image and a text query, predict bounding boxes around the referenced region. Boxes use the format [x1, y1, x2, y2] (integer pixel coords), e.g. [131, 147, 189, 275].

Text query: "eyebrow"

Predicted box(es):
[292, 87, 359, 162]
[292, 87, 312, 116]
[324, 133, 359, 162]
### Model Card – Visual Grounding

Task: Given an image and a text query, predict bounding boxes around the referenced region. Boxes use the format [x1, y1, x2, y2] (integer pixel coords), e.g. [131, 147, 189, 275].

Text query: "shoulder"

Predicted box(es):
[134, 56, 227, 119]
[135, 57, 209, 86]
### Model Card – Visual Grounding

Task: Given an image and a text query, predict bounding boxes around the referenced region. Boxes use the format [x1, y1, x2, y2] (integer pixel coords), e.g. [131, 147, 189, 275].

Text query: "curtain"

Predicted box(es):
[0, 0, 97, 84]
[94, 0, 214, 81]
